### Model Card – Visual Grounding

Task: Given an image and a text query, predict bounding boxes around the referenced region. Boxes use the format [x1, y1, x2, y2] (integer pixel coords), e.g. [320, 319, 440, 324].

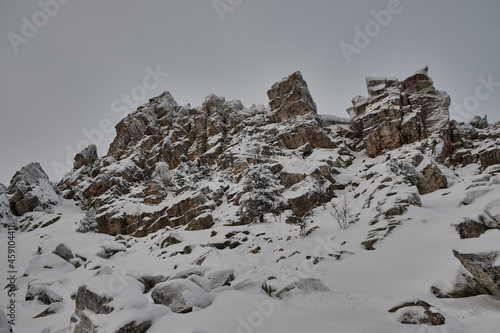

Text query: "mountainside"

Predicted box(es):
[1, 68, 500, 333]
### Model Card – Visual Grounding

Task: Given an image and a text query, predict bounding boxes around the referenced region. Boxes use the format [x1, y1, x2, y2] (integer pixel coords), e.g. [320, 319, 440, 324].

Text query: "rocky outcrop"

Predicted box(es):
[453, 231, 500, 295]
[347, 67, 452, 162]
[267, 71, 317, 123]
[450, 120, 500, 169]
[59, 72, 339, 236]
[151, 279, 211, 313]
[74, 144, 98, 169]
[7, 163, 60, 216]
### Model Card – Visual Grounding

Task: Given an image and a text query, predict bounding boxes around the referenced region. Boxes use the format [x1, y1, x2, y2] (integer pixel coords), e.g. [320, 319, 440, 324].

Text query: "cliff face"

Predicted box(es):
[58, 71, 354, 236]
[347, 67, 452, 163]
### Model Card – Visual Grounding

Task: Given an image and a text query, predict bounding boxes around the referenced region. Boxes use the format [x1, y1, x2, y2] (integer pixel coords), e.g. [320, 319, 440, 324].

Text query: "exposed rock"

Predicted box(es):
[453, 250, 500, 295]
[470, 115, 489, 129]
[267, 71, 317, 123]
[185, 211, 214, 231]
[73, 275, 162, 333]
[74, 144, 98, 169]
[453, 231, 500, 294]
[59, 71, 338, 236]
[34, 303, 64, 318]
[7, 163, 60, 216]
[347, 67, 451, 162]
[455, 219, 492, 239]
[53, 243, 75, 262]
[416, 160, 448, 195]
[275, 278, 330, 299]
[431, 267, 491, 298]
[25, 284, 63, 305]
[389, 300, 445, 326]
[151, 279, 211, 313]
[7, 162, 49, 192]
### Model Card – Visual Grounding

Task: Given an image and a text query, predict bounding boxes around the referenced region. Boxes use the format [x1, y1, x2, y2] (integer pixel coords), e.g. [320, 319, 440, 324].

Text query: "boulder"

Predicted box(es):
[151, 279, 211, 313]
[73, 275, 164, 333]
[275, 278, 330, 299]
[7, 163, 60, 216]
[25, 285, 63, 305]
[416, 160, 448, 195]
[53, 243, 75, 262]
[96, 241, 127, 259]
[389, 300, 445, 326]
[74, 144, 98, 169]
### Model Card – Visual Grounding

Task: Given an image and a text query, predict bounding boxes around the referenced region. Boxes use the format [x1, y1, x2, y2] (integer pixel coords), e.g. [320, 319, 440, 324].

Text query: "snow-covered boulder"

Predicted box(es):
[389, 300, 445, 326]
[151, 279, 211, 313]
[96, 241, 127, 259]
[275, 278, 330, 299]
[53, 243, 75, 262]
[25, 285, 63, 305]
[205, 269, 234, 290]
[73, 274, 167, 333]
[453, 230, 500, 295]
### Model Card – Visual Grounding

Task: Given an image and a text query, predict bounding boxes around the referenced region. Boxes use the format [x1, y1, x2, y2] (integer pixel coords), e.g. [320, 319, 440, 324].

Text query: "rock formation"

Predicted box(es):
[6, 162, 60, 216]
[58, 71, 344, 236]
[347, 67, 452, 163]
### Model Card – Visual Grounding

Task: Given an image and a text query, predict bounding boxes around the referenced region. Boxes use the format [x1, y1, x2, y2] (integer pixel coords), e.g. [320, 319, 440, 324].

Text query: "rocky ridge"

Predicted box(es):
[2, 67, 500, 332]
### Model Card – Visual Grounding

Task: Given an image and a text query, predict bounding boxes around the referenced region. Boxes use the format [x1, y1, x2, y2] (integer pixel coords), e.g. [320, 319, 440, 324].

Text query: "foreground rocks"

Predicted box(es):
[453, 230, 500, 295]
[72, 274, 167, 333]
[389, 300, 446, 326]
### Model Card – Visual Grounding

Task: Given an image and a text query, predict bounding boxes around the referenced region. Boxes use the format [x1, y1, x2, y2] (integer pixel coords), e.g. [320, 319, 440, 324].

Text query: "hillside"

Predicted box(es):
[1, 68, 500, 333]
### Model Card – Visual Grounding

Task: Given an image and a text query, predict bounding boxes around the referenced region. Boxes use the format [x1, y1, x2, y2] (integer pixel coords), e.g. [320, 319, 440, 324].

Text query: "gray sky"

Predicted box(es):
[1, 0, 500, 184]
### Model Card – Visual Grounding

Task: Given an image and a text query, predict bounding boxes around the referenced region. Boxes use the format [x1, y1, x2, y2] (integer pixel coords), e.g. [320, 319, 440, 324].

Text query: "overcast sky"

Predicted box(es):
[1, 0, 500, 184]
